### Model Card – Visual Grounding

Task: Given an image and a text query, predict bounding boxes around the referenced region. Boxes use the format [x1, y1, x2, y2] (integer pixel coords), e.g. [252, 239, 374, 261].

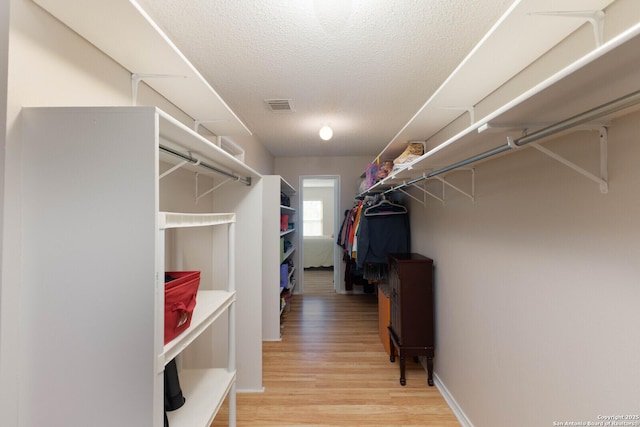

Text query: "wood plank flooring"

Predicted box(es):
[211, 269, 460, 426]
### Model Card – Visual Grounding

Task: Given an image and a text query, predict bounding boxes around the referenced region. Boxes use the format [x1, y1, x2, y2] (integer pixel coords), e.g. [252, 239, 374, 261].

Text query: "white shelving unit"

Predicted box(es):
[278, 180, 297, 329]
[20, 106, 260, 427]
[262, 176, 297, 341]
[160, 212, 236, 427]
[27, 0, 267, 395]
[363, 0, 640, 199]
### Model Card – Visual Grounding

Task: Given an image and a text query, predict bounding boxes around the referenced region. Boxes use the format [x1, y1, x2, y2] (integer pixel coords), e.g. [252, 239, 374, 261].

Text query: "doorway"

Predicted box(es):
[298, 175, 340, 294]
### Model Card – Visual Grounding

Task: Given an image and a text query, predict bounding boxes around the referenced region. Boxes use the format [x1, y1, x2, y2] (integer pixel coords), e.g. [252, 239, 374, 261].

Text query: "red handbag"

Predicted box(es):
[164, 271, 201, 344]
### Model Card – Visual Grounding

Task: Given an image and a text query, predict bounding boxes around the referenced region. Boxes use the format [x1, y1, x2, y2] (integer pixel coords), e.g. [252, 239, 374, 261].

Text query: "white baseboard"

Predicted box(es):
[433, 373, 474, 427]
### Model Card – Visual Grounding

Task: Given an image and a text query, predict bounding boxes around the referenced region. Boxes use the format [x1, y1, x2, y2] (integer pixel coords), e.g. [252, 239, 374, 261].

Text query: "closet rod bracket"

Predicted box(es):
[159, 159, 190, 180]
[195, 173, 235, 203]
[405, 175, 445, 205]
[386, 168, 476, 205]
[433, 168, 475, 203]
[529, 126, 608, 193]
[396, 183, 426, 207]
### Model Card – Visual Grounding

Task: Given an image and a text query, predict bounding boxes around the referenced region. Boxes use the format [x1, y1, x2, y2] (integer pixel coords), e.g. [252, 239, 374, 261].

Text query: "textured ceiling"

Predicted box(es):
[139, 0, 514, 158]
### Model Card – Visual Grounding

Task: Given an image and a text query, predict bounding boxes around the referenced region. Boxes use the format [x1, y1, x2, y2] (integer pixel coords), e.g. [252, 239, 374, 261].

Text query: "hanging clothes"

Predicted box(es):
[337, 200, 363, 257]
[338, 196, 410, 275]
[355, 206, 409, 268]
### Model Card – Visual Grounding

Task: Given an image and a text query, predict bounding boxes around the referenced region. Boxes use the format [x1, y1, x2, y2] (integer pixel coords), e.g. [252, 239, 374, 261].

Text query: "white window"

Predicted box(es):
[303, 200, 323, 236]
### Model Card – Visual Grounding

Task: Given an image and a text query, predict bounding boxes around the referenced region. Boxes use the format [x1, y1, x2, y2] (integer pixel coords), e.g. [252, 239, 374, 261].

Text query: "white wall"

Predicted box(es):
[230, 134, 275, 175]
[275, 156, 371, 292]
[410, 112, 640, 426]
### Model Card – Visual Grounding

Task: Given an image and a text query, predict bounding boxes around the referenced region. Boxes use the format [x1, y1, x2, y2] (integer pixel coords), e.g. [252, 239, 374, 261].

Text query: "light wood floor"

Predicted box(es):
[211, 269, 460, 426]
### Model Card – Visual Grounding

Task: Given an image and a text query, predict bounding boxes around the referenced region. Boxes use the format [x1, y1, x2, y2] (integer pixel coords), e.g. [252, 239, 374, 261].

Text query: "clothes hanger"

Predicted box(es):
[363, 195, 407, 216]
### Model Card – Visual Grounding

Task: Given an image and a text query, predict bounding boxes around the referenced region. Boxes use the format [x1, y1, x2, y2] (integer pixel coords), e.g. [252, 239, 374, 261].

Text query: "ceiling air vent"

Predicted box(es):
[265, 99, 294, 112]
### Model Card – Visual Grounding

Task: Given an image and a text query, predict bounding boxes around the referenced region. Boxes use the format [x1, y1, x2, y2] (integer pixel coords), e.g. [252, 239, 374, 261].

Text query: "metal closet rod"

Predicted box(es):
[385, 88, 640, 193]
[159, 144, 252, 186]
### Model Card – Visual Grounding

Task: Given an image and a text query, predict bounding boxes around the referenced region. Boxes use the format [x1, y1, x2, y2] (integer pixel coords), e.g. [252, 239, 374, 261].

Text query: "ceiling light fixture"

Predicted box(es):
[319, 125, 333, 141]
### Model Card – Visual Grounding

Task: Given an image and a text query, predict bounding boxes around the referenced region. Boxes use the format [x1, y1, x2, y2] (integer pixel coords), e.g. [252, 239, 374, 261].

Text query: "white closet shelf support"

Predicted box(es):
[411, 183, 444, 205]
[440, 106, 475, 126]
[131, 73, 186, 106]
[433, 170, 476, 203]
[530, 10, 605, 47]
[529, 127, 608, 193]
[393, 183, 425, 206]
[160, 159, 191, 180]
[384, 168, 475, 206]
[195, 174, 234, 203]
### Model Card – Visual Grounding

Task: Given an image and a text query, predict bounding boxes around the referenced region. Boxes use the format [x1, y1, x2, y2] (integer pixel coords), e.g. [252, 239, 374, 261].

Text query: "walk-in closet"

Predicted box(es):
[2, 0, 639, 426]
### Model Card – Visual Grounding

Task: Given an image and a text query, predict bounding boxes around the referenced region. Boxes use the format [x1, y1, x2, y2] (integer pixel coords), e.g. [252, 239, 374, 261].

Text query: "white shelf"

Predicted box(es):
[166, 369, 236, 427]
[159, 212, 235, 230]
[281, 246, 295, 263]
[280, 205, 296, 213]
[280, 228, 295, 237]
[379, 0, 616, 161]
[287, 278, 296, 294]
[33, 0, 251, 137]
[363, 6, 640, 196]
[163, 290, 236, 365]
[157, 109, 260, 181]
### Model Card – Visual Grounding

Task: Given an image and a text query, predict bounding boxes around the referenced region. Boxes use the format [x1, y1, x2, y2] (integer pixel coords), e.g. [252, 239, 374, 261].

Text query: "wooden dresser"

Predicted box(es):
[387, 253, 435, 386]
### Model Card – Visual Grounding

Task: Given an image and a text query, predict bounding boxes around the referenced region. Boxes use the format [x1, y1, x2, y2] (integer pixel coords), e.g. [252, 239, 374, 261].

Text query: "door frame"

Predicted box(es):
[298, 175, 341, 293]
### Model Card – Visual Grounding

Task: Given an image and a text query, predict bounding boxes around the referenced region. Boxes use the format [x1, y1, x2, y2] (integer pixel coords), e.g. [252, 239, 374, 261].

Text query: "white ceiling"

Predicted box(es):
[138, 0, 514, 158]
